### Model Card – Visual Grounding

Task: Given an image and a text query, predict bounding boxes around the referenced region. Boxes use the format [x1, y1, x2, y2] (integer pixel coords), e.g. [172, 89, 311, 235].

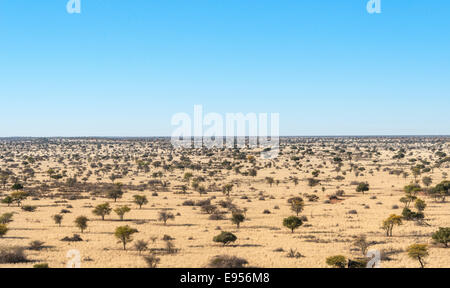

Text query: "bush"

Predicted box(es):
[0, 246, 28, 263]
[208, 255, 248, 268]
[209, 212, 225, 220]
[165, 240, 178, 254]
[0, 213, 13, 224]
[0, 224, 8, 238]
[201, 204, 217, 214]
[1, 196, 13, 206]
[21, 205, 37, 212]
[402, 207, 424, 221]
[182, 200, 195, 206]
[61, 234, 83, 242]
[33, 263, 49, 268]
[305, 194, 319, 202]
[353, 235, 370, 256]
[326, 255, 347, 268]
[134, 240, 149, 255]
[158, 211, 175, 225]
[28, 240, 45, 251]
[143, 254, 160, 268]
[286, 248, 303, 258]
[213, 232, 237, 246]
[348, 258, 368, 268]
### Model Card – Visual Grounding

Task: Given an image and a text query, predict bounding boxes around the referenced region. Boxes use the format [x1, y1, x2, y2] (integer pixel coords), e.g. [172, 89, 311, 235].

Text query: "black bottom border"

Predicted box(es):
[2, 268, 447, 287]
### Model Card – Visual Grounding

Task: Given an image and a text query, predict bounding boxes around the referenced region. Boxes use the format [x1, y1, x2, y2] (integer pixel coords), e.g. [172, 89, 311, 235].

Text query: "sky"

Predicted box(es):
[0, 0, 449, 137]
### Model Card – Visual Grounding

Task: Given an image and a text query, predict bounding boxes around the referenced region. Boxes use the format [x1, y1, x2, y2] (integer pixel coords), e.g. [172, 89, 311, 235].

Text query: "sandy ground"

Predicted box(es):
[0, 137, 449, 268]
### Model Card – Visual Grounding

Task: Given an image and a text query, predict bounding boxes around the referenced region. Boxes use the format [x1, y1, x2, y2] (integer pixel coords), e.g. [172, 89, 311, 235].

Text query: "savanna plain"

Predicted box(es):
[0, 137, 449, 268]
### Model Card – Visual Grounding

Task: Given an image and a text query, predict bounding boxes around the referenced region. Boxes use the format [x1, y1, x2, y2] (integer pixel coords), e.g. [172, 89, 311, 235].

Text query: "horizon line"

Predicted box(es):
[1, 135, 450, 139]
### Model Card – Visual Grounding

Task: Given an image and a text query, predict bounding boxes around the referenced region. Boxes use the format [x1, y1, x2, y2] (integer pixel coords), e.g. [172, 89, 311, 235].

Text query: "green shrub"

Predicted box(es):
[33, 263, 49, 268]
[326, 255, 347, 268]
[0, 224, 8, 238]
[21, 205, 37, 212]
[213, 232, 237, 246]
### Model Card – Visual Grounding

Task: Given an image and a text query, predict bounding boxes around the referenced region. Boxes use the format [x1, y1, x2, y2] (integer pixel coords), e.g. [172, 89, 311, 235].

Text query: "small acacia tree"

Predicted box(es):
[231, 213, 245, 229]
[133, 195, 148, 209]
[92, 203, 112, 220]
[11, 191, 28, 207]
[134, 240, 148, 255]
[290, 198, 304, 216]
[265, 177, 275, 187]
[326, 255, 347, 268]
[213, 231, 237, 246]
[414, 199, 426, 212]
[382, 214, 402, 237]
[0, 173, 8, 189]
[353, 234, 371, 256]
[283, 216, 303, 233]
[406, 244, 428, 268]
[158, 211, 175, 225]
[222, 184, 234, 197]
[107, 183, 124, 202]
[115, 225, 138, 250]
[114, 206, 131, 221]
[431, 181, 450, 202]
[356, 182, 370, 195]
[404, 184, 421, 196]
[75, 216, 89, 233]
[422, 177, 432, 188]
[1, 196, 13, 206]
[432, 227, 450, 248]
[52, 214, 63, 227]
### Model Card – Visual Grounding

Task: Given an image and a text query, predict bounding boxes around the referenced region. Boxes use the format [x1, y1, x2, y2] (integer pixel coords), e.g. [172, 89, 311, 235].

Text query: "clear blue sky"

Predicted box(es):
[0, 0, 449, 136]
